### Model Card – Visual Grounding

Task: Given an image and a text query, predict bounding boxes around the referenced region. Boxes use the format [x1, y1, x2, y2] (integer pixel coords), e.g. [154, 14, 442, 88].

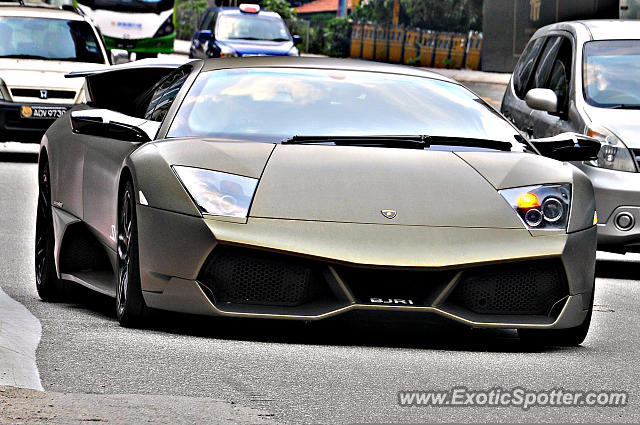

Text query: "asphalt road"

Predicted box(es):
[0, 144, 639, 423]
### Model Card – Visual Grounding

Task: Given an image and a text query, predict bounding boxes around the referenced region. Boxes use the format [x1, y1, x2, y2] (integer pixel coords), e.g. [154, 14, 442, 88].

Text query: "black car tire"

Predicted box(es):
[116, 180, 147, 327]
[518, 289, 594, 347]
[35, 160, 64, 301]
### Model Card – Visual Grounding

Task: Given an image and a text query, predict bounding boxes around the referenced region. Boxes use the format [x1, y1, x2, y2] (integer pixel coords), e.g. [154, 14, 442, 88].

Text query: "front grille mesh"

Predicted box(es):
[448, 261, 566, 315]
[10, 88, 76, 99]
[198, 246, 328, 306]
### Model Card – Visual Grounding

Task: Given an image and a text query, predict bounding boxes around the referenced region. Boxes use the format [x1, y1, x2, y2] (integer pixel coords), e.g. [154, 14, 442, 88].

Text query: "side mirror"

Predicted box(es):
[525, 88, 558, 114]
[198, 30, 213, 42]
[292, 34, 303, 45]
[529, 132, 601, 161]
[110, 49, 130, 65]
[70, 109, 159, 142]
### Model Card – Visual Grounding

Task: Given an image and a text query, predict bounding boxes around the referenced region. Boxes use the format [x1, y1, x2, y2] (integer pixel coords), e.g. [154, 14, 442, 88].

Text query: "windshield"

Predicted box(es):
[583, 40, 640, 108]
[216, 14, 290, 41]
[168, 68, 521, 146]
[0, 17, 104, 63]
[77, 0, 174, 13]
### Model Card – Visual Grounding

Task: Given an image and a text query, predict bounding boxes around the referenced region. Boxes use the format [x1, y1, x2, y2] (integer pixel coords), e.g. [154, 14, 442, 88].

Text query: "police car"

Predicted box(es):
[189, 3, 302, 59]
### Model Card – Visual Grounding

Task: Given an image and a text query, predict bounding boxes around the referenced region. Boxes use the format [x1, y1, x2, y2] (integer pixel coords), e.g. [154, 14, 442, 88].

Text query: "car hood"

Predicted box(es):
[250, 144, 524, 227]
[218, 39, 294, 56]
[142, 139, 581, 229]
[0, 59, 107, 91]
[584, 106, 640, 148]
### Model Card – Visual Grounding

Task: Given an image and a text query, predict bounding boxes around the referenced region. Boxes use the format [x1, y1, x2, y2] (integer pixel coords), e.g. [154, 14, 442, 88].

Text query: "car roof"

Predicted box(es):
[0, 5, 84, 20]
[205, 6, 281, 19]
[200, 56, 458, 83]
[544, 19, 640, 41]
[577, 20, 640, 40]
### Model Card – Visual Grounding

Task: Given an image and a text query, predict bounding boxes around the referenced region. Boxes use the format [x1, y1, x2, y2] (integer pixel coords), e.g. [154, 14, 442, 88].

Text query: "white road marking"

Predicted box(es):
[0, 287, 43, 391]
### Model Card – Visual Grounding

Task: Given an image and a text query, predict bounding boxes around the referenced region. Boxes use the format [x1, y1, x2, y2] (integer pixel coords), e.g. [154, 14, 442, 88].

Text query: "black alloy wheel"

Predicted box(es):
[116, 180, 146, 327]
[35, 160, 62, 301]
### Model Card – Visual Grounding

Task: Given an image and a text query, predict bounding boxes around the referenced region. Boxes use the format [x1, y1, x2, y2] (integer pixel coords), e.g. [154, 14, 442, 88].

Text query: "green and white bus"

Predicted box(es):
[74, 0, 175, 58]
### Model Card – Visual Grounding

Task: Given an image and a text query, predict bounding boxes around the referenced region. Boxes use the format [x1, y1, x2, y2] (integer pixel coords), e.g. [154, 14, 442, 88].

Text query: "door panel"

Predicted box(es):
[48, 116, 86, 219]
[82, 136, 140, 252]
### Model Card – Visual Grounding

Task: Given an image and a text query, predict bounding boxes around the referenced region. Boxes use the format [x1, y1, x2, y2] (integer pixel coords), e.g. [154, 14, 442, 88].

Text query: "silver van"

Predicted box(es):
[501, 20, 640, 252]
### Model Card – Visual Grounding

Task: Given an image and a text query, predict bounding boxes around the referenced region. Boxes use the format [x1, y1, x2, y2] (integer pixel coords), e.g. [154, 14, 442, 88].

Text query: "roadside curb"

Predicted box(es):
[422, 67, 511, 85]
[0, 287, 43, 391]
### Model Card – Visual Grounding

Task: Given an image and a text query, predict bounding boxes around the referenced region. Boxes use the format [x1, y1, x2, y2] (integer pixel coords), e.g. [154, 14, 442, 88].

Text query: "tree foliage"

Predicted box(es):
[261, 0, 298, 20]
[323, 18, 352, 57]
[175, 0, 208, 40]
[352, 0, 483, 32]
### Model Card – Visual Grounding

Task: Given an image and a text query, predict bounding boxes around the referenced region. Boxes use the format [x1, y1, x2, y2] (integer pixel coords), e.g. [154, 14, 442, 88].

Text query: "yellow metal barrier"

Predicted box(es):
[402, 29, 421, 64]
[348, 23, 483, 70]
[350, 23, 363, 58]
[388, 26, 404, 63]
[374, 26, 388, 61]
[419, 31, 436, 67]
[449, 34, 467, 69]
[432, 33, 453, 68]
[464, 31, 483, 70]
[361, 24, 376, 60]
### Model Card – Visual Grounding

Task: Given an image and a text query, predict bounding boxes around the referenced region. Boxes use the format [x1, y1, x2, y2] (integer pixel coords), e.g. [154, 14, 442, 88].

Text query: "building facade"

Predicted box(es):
[482, 0, 618, 72]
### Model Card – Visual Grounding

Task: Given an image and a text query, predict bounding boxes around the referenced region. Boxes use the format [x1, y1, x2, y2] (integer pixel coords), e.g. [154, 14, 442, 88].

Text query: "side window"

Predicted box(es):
[513, 37, 545, 98]
[546, 37, 573, 115]
[200, 11, 216, 31]
[532, 36, 563, 89]
[144, 67, 191, 122]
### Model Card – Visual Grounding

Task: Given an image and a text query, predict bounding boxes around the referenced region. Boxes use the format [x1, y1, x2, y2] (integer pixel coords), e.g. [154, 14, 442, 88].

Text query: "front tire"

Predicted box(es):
[35, 160, 63, 301]
[116, 180, 147, 327]
[518, 291, 594, 347]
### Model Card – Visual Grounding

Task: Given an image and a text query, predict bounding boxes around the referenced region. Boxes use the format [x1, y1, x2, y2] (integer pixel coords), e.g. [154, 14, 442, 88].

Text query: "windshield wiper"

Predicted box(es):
[282, 135, 513, 151]
[607, 104, 640, 110]
[228, 36, 263, 40]
[283, 135, 430, 149]
[269, 37, 290, 42]
[0, 54, 48, 60]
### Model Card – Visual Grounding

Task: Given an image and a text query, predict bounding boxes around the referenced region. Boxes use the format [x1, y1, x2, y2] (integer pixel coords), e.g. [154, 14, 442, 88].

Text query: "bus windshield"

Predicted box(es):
[77, 0, 174, 13]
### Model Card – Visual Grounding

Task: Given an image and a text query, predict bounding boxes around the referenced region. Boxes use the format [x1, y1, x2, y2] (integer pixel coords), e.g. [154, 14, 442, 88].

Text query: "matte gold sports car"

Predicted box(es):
[36, 57, 600, 346]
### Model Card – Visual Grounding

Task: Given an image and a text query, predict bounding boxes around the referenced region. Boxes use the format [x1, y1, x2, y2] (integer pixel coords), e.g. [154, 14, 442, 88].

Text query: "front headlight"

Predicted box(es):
[172, 166, 258, 219]
[219, 44, 238, 58]
[586, 127, 636, 172]
[153, 14, 174, 38]
[499, 184, 571, 231]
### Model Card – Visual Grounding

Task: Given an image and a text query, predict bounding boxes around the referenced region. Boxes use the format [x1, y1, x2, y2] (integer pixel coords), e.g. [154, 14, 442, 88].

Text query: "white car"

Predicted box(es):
[0, 1, 110, 142]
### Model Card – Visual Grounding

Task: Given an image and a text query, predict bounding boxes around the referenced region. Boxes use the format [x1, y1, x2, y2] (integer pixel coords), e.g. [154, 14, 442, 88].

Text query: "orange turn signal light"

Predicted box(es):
[593, 211, 598, 225]
[517, 193, 540, 209]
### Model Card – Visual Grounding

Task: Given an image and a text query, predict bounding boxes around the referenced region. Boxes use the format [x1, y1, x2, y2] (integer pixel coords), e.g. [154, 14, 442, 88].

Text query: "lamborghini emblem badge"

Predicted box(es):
[381, 209, 397, 219]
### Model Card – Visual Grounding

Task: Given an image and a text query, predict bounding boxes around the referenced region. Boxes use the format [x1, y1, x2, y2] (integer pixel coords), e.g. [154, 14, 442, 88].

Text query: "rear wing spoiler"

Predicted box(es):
[66, 58, 199, 116]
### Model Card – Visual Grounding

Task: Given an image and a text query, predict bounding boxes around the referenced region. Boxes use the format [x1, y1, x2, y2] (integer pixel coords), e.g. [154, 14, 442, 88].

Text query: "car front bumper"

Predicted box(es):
[0, 100, 70, 143]
[575, 162, 640, 252]
[136, 204, 596, 330]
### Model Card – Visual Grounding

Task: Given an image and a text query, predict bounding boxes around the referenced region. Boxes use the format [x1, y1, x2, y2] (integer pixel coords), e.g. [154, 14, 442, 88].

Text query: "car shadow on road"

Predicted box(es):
[58, 284, 572, 353]
[142, 308, 576, 354]
[0, 151, 39, 163]
[595, 259, 639, 280]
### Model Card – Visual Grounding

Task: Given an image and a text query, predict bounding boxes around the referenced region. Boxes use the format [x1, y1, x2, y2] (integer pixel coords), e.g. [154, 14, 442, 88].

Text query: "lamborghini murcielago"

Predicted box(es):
[36, 57, 601, 345]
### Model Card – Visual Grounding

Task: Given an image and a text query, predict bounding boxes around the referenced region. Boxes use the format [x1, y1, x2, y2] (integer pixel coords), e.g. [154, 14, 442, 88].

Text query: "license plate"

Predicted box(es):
[20, 106, 67, 119]
[116, 41, 136, 49]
